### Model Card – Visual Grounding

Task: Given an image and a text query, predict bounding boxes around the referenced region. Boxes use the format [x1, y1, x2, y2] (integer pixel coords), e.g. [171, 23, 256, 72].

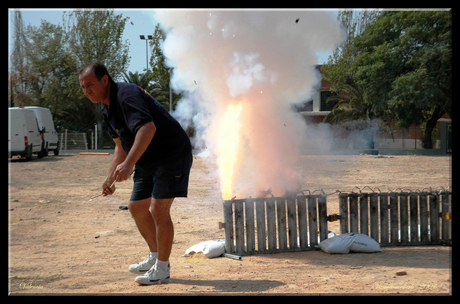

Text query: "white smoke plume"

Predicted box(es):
[153, 10, 345, 199]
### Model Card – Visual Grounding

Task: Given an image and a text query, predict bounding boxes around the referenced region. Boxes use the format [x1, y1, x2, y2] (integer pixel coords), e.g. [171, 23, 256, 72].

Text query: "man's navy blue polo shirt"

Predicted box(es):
[101, 81, 191, 167]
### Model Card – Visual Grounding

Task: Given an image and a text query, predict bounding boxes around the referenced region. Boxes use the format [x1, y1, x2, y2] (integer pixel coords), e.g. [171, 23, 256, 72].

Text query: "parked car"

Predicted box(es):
[9, 107, 45, 160]
[24, 106, 60, 156]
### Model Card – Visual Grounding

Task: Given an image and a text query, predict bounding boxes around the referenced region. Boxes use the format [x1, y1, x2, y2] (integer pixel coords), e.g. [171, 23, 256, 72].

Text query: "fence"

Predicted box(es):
[220, 188, 452, 256]
[59, 129, 88, 151]
[374, 126, 440, 150]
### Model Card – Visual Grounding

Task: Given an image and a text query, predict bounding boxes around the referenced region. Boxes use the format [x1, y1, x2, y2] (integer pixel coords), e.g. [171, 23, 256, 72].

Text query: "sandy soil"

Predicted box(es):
[8, 152, 451, 295]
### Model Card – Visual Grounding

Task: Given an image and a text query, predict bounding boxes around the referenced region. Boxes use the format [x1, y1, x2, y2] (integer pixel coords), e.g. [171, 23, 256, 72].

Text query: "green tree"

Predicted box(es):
[22, 21, 74, 116]
[62, 9, 131, 133]
[354, 10, 452, 148]
[10, 10, 33, 107]
[321, 10, 381, 126]
[322, 9, 381, 90]
[323, 10, 451, 149]
[63, 9, 130, 80]
[10, 8, 132, 141]
[148, 23, 181, 110]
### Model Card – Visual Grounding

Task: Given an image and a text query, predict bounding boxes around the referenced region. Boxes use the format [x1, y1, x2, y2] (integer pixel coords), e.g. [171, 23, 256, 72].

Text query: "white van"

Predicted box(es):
[24, 106, 59, 156]
[9, 107, 45, 160]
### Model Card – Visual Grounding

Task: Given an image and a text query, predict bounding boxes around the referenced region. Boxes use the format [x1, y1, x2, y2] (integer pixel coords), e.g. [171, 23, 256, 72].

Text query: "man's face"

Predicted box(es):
[79, 71, 109, 104]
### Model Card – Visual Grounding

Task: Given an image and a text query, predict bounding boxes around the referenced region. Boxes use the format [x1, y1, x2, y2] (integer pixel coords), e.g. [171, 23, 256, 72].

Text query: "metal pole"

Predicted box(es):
[94, 124, 98, 150]
[64, 129, 68, 153]
[169, 68, 172, 112]
[145, 39, 149, 71]
[140, 35, 152, 72]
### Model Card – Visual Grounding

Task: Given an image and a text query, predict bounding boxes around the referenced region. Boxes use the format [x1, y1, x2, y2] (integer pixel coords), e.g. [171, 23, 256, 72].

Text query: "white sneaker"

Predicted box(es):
[135, 264, 170, 285]
[128, 254, 156, 274]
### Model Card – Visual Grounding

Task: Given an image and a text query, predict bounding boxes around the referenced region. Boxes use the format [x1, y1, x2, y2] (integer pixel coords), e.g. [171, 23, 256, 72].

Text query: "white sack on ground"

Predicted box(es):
[185, 239, 226, 258]
[319, 233, 382, 254]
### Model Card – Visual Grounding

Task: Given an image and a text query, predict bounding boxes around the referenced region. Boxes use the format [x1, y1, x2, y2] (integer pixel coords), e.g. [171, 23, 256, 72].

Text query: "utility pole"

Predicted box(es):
[139, 35, 153, 71]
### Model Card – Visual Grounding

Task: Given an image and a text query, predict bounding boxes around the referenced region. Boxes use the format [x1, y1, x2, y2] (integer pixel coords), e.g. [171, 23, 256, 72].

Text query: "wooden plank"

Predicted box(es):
[419, 194, 429, 243]
[317, 195, 328, 242]
[379, 194, 389, 244]
[308, 196, 318, 246]
[79, 152, 110, 155]
[223, 201, 234, 253]
[276, 198, 287, 250]
[389, 193, 399, 244]
[399, 194, 409, 244]
[255, 199, 266, 252]
[234, 200, 245, 254]
[447, 193, 452, 241]
[448, 193, 452, 241]
[339, 193, 349, 234]
[245, 200, 255, 254]
[266, 197, 277, 251]
[429, 194, 439, 243]
[441, 193, 450, 240]
[349, 194, 359, 233]
[369, 193, 379, 242]
[286, 197, 298, 249]
[409, 194, 419, 243]
[360, 193, 369, 235]
[297, 197, 308, 249]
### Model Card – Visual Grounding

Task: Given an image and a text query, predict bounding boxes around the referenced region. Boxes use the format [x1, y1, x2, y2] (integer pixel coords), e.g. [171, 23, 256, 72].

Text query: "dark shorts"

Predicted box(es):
[130, 152, 193, 201]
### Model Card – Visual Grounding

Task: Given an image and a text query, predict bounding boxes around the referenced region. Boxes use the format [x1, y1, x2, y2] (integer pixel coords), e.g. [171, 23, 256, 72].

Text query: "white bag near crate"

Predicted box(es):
[319, 232, 382, 254]
[185, 239, 225, 258]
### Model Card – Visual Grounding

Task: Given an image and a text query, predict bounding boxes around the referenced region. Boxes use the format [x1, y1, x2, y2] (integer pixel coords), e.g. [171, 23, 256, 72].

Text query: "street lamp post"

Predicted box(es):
[170, 68, 172, 112]
[139, 35, 153, 71]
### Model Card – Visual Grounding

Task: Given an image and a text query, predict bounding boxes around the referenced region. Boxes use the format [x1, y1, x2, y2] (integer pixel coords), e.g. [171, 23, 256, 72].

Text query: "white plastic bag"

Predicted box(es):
[318, 233, 356, 253]
[319, 233, 382, 254]
[349, 233, 382, 253]
[185, 239, 225, 258]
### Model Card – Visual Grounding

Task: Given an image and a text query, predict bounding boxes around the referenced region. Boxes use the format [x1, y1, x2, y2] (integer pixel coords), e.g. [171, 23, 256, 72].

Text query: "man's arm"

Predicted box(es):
[113, 121, 156, 182]
[102, 137, 127, 196]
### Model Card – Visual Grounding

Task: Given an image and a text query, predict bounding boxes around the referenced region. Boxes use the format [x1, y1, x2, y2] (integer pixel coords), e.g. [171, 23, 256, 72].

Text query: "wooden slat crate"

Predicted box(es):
[221, 195, 329, 255]
[339, 191, 452, 246]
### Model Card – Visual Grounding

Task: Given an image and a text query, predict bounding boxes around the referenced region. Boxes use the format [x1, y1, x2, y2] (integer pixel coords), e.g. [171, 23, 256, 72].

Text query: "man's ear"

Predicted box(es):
[101, 74, 109, 85]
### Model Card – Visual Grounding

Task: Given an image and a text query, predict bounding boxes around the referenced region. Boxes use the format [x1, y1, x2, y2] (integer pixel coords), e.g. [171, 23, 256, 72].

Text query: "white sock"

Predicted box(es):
[155, 259, 169, 272]
[149, 252, 158, 259]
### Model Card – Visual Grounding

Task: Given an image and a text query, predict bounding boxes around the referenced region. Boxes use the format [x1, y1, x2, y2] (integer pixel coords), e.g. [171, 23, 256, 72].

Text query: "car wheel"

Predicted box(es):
[25, 144, 33, 161]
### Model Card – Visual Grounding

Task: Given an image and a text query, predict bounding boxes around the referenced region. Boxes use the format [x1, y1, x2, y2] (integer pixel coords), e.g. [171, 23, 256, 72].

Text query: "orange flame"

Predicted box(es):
[216, 103, 243, 200]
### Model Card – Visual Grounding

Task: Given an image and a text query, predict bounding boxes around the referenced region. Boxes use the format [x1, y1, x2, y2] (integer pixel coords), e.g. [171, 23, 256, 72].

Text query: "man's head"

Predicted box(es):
[78, 62, 112, 104]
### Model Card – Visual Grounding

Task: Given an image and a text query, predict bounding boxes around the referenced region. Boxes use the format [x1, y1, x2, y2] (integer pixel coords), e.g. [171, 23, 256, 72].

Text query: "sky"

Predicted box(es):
[8, 8, 335, 75]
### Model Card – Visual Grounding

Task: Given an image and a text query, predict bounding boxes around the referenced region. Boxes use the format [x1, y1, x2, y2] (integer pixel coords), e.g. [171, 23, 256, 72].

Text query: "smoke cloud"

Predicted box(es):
[153, 10, 345, 198]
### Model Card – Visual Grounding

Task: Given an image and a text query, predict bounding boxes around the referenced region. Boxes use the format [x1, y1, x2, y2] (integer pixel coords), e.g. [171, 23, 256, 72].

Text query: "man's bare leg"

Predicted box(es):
[150, 198, 175, 262]
[128, 197, 175, 260]
[133, 197, 175, 284]
[128, 198, 157, 252]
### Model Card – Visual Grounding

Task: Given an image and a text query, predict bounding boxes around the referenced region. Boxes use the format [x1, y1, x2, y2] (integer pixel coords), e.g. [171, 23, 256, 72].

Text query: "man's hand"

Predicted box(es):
[112, 122, 155, 182]
[113, 161, 134, 182]
[102, 177, 116, 196]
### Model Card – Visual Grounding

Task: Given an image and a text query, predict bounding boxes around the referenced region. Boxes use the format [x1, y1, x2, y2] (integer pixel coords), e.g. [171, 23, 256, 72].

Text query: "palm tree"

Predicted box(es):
[323, 83, 371, 124]
[324, 83, 397, 144]
[122, 70, 181, 111]
[122, 71, 155, 93]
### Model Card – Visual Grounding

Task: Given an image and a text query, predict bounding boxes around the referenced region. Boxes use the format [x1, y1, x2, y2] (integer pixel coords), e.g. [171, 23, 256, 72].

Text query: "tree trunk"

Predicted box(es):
[423, 106, 443, 149]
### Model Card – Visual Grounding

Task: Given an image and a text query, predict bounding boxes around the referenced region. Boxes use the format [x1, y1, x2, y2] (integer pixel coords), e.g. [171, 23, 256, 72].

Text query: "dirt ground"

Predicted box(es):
[8, 151, 451, 295]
